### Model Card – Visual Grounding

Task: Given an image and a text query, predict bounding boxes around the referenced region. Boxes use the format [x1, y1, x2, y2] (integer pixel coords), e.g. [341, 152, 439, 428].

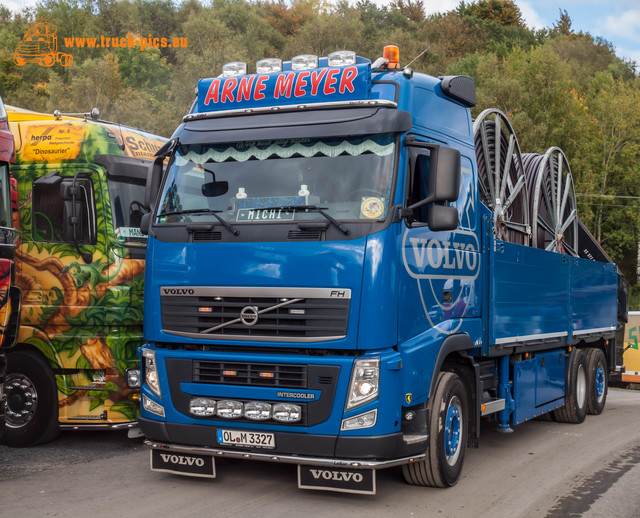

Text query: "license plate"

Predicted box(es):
[298, 465, 376, 495]
[150, 449, 216, 478]
[217, 429, 275, 449]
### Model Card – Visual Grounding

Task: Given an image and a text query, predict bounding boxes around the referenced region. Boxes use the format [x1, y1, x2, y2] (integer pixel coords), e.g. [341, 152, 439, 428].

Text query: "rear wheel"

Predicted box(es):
[402, 372, 467, 487]
[2, 350, 59, 447]
[586, 348, 607, 415]
[555, 349, 587, 424]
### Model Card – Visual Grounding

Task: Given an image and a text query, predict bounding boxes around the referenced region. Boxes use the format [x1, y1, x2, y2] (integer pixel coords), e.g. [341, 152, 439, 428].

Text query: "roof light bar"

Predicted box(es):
[291, 54, 318, 71]
[328, 50, 356, 67]
[222, 61, 247, 77]
[256, 58, 283, 74]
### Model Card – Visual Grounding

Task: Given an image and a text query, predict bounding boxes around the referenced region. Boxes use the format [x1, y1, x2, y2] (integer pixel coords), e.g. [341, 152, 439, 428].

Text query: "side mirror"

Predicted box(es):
[427, 145, 460, 203]
[140, 212, 151, 235]
[427, 205, 458, 231]
[404, 142, 461, 230]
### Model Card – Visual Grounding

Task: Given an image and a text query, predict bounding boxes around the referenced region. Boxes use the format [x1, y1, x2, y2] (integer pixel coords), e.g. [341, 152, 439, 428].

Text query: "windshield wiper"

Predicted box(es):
[158, 208, 239, 236]
[259, 205, 350, 236]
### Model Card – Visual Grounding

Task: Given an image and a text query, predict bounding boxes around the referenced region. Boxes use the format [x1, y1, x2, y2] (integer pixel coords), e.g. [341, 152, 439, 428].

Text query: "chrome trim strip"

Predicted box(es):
[160, 286, 351, 299]
[145, 440, 424, 469]
[60, 421, 138, 431]
[183, 100, 398, 122]
[495, 331, 568, 345]
[162, 329, 346, 343]
[572, 326, 616, 336]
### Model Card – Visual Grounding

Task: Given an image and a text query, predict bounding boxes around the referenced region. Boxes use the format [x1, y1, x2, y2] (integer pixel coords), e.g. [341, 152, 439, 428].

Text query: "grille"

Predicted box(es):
[287, 229, 322, 241]
[161, 287, 350, 342]
[192, 230, 222, 242]
[194, 361, 307, 387]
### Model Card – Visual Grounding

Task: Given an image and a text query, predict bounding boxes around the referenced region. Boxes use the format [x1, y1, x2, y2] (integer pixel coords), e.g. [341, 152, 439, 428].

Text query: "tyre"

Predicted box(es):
[554, 349, 587, 424]
[586, 348, 607, 415]
[402, 371, 467, 487]
[2, 350, 59, 447]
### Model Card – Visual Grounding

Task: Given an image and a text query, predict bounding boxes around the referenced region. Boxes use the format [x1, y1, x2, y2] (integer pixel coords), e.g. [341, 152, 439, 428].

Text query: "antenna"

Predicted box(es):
[404, 47, 430, 70]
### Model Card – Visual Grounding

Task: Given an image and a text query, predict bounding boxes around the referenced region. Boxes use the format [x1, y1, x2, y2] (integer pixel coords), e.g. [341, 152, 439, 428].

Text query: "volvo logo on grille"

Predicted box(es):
[240, 306, 259, 327]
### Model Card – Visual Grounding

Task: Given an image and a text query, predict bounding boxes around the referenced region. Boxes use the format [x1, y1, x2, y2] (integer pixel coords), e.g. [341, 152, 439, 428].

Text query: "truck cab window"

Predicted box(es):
[32, 178, 96, 244]
[157, 134, 396, 225]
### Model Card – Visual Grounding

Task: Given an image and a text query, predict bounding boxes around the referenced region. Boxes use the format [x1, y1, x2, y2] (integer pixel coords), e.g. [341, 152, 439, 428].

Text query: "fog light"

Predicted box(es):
[217, 400, 243, 419]
[244, 401, 272, 421]
[291, 54, 318, 70]
[272, 403, 301, 422]
[190, 397, 216, 417]
[126, 368, 140, 389]
[256, 58, 282, 74]
[142, 395, 165, 417]
[341, 409, 377, 431]
[328, 50, 356, 67]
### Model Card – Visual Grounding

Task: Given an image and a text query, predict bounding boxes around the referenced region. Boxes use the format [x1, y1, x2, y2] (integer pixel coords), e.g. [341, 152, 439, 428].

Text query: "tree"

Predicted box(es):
[457, 0, 524, 27]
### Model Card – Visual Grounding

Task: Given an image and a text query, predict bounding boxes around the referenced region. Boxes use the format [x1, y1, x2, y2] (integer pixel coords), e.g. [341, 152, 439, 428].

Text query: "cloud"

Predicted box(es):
[605, 9, 640, 40]
[423, 0, 459, 17]
[4, 0, 36, 12]
[517, 1, 547, 30]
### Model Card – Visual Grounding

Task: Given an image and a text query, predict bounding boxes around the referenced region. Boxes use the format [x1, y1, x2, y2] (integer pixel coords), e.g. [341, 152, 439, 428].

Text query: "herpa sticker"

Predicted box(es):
[361, 197, 384, 219]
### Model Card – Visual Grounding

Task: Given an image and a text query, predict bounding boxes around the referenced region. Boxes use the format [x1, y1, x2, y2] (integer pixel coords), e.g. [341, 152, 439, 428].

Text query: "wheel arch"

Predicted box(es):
[429, 334, 479, 441]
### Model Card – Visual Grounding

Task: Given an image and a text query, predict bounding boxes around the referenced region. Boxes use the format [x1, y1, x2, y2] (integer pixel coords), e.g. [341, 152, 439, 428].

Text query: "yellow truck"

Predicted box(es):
[2, 106, 165, 446]
[623, 311, 640, 384]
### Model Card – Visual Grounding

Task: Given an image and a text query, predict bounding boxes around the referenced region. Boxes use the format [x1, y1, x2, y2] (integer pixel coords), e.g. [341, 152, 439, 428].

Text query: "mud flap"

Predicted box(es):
[297, 465, 375, 494]
[150, 449, 216, 478]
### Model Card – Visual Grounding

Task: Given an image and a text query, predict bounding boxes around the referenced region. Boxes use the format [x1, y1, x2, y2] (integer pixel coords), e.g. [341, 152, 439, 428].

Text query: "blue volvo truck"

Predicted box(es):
[138, 48, 623, 494]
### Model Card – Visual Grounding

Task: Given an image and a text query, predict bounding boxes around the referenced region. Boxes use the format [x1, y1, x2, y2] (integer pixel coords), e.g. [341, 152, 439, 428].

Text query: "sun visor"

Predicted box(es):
[175, 108, 412, 145]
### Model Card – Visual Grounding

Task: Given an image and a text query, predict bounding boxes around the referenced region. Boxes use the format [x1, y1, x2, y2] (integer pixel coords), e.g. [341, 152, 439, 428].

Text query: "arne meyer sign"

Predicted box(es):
[197, 63, 371, 113]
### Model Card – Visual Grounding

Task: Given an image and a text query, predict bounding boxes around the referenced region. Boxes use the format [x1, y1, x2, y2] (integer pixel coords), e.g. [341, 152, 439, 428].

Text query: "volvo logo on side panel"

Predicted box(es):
[240, 306, 259, 327]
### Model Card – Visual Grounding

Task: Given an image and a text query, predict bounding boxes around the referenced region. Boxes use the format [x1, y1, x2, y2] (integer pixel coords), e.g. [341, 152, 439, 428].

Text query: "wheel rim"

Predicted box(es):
[595, 364, 605, 402]
[5, 372, 38, 427]
[576, 363, 587, 409]
[444, 395, 463, 465]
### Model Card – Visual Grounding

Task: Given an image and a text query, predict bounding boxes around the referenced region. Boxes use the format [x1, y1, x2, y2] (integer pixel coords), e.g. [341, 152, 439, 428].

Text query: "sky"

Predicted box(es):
[4, 0, 640, 64]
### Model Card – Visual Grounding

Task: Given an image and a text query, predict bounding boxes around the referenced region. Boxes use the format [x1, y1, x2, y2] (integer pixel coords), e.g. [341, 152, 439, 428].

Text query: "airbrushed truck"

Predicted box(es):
[138, 47, 625, 494]
[2, 106, 165, 447]
[0, 97, 21, 441]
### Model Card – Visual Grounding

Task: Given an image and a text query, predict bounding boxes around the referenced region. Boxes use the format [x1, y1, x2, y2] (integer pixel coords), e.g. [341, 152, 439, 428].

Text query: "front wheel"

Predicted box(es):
[402, 371, 468, 487]
[2, 350, 59, 447]
[586, 347, 607, 415]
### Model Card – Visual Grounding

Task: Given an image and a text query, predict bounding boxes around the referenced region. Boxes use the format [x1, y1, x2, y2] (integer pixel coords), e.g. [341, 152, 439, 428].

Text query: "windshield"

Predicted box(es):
[107, 175, 147, 247]
[156, 133, 396, 225]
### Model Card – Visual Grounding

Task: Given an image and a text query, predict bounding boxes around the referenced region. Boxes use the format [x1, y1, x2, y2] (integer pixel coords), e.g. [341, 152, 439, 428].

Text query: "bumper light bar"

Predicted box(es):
[189, 397, 301, 423]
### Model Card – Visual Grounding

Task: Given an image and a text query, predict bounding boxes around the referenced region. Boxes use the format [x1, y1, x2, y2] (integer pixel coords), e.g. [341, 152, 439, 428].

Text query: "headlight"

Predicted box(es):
[126, 368, 141, 389]
[142, 348, 161, 397]
[345, 358, 380, 410]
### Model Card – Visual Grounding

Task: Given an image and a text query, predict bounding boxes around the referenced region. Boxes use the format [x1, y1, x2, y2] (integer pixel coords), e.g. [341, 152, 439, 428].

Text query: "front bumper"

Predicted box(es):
[139, 416, 427, 464]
